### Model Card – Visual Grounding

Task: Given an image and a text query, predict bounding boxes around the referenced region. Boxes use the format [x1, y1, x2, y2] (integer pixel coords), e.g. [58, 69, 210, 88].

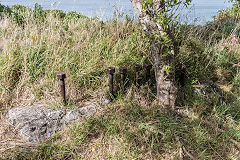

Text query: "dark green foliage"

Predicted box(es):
[12, 4, 29, 13]
[0, 3, 12, 17]
[64, 11, 90, 21]
[33, 3, 45, 22]
[44, 9, 66, 19]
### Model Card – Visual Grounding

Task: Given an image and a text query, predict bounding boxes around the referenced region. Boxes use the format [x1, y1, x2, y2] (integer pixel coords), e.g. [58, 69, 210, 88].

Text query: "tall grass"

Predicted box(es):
[1, 3, 240, 160]
[0, 5, 151, 108]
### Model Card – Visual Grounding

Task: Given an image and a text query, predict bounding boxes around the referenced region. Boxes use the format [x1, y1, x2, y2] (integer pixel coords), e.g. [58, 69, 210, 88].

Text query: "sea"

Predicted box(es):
[0, 0, 233, 23]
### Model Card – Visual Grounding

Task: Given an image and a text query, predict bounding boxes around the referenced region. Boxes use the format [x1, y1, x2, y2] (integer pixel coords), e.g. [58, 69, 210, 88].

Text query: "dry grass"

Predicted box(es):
[1, 4, 240, 160]
[0, 8, 150, 107]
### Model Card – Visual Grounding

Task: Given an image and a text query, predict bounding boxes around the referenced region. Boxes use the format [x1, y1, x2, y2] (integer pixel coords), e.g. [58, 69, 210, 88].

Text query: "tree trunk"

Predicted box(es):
[130, 0, 178, 109]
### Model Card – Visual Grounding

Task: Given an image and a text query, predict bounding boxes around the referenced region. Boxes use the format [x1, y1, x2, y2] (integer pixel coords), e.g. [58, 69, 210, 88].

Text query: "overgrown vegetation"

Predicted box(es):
[0, 4, 151, 108]
[1, 2, 240, 159]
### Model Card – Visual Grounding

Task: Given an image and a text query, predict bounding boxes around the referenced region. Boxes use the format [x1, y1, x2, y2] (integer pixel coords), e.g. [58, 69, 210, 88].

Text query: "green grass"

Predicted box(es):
[1, 3, 240, 160]
[0, 4, 151, 107]
[2, 98, 239, 159]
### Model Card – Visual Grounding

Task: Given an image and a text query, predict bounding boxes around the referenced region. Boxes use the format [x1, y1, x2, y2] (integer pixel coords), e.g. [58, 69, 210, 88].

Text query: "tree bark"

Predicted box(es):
[130, 0, 178, 109]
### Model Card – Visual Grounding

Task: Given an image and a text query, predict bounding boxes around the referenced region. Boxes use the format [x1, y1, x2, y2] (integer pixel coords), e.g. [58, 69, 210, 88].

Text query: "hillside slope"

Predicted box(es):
[0, 3, 240, 159]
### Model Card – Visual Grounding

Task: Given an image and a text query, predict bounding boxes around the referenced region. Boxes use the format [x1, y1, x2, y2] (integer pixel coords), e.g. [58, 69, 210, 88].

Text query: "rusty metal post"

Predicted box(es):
[57, 72, 66, 105]
[144, 64, 152, 84]
[107, 67, 115, 99]
[180, 65, 186, 87]
[120, 67, 127, 92]
[134, 64, 142, 87]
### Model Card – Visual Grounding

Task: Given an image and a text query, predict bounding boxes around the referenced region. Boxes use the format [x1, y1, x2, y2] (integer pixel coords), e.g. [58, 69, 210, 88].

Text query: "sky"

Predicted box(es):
[0, 0, 233, 22]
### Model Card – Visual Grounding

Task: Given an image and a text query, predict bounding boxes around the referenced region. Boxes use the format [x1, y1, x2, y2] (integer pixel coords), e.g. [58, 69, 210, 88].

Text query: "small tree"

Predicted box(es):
[130, 0, 192, 109]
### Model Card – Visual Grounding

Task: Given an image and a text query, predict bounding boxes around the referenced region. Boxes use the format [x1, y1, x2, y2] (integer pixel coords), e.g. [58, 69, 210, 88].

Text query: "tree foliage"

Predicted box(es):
[141, 0, 192, 28]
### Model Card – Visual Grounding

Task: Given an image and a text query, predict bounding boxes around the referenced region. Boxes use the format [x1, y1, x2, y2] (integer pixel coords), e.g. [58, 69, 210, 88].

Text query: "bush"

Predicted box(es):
[44, 9, 66, 19]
